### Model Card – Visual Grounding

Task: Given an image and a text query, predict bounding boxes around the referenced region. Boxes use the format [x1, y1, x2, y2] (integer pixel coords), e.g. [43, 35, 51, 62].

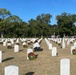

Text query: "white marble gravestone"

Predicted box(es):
[49, 43, 52, 50]
[16, 39, 19, 44]
[58, 40, 61, 45]
[14, 45, 19, 52]
[22, 42, 26, 46]
[62, 38, 65, 49]
[74, 42, 76, 48]
[27, 40, 31, 44]
[71, 46, 75, 54]
[3, 41, 7, 46]
[27, 48, 33, 60]
[5, 65, 19, 75]
[11, 39, 14, 45]
[60, 58, 70, 75]
[7, 43, 12, 47]
[52, 47, 57, 56]
[0, 51, 2, 63]
[67, 39, 70, 45]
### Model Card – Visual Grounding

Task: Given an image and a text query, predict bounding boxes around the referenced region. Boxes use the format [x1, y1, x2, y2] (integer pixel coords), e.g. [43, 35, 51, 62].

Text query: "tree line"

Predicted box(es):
[0, 8, 76, 38]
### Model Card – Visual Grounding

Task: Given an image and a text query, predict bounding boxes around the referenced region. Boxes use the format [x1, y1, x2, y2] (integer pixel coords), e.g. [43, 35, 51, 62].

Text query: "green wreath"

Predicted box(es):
[28, 52, 36, 60]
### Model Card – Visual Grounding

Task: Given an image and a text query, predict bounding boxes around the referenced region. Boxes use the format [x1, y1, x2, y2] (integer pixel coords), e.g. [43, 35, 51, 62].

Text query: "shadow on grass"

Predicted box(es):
[23, 45, 28, 48]
[2, 51, 5, 53]
[25, 72, 34, 75]
[19, 49, 23, 52]
[35, 54, 38, 58]
[7, 46, 14, 49]
[2, 57, 14, 62]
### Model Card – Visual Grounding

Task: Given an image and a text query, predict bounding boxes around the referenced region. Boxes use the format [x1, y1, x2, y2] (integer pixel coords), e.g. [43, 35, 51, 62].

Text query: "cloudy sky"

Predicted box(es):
[0, 0, 76, 24]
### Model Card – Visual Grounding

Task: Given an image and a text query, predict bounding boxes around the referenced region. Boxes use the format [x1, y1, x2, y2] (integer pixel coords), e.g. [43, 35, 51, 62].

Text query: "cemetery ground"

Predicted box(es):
[0, 39, 76, 75]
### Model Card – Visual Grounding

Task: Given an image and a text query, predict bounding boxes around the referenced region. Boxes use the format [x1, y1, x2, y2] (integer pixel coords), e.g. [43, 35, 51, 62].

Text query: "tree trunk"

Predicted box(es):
[35, 34, 37, 38]
[1, 32, 4, 38]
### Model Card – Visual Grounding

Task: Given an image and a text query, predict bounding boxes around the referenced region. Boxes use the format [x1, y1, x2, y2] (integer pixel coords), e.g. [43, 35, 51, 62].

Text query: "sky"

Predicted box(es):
[0, 0, 76, 24]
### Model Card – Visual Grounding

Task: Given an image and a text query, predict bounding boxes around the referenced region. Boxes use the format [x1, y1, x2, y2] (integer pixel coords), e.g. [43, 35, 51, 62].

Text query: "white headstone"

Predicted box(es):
[74, 42, 76, 48]
[0, 51, 2, 63]
[60, 58, 70, 75]
[70, 38, 73, 43]
[58, 40, 61, 44]
[62, 38, 65, 49]
[11, 39, 14, 44]
[7, 43, 12, 46]
[22, 42, 26, 46]
[27, 48, 33, 60]
[71, 46, 75, 54]
[5, 65, 19, 75]
[27, 40, 31, 44]
[14, 45, 19, 52]
[49, 43, 52, 50]
[3, 42, 7, 46]
[67, 39, 70, 45]
[16, 39, 19, 44]
[52, 47, 57, 56]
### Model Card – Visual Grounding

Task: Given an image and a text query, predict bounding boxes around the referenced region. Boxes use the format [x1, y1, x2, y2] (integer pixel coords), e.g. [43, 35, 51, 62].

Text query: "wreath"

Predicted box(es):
[28, 52, 36, 60]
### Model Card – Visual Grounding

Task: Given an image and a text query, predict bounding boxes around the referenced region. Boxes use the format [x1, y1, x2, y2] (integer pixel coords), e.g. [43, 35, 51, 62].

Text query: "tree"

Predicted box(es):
[56, 12, 76, 37]
[36, 13, 52, 37]
[5, 15, 23, 37]
[36, 13, 52, 24]
[0, 8, 11, 38]
[28, 19, 39, 37]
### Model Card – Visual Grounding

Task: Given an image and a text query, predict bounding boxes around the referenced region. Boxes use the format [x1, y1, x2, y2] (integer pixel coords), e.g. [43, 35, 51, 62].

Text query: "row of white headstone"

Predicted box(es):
[0, 38, 38, 45]
[48, 38, 76, 55]
[45, 38, 52, 50]
[45, 38, 57, 56]
[0, 38, 42, 50]
[1, 38, 40, 50]
[45, 38, 76, 56]
[49, 37, 75, 48]
[0, 58, 70, 75]
[49, 37, 75, 43]
[48, 38, 66, 49]
[61, 38, 76, 54]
